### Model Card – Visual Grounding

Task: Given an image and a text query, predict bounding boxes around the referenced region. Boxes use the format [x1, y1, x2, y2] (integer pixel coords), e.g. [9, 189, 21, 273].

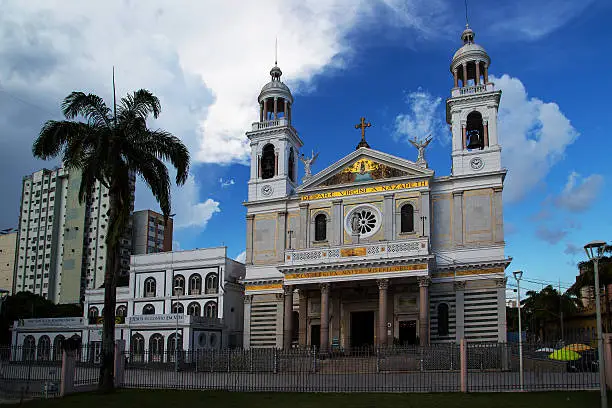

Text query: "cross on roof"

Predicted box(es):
[354, 117, 371, 149]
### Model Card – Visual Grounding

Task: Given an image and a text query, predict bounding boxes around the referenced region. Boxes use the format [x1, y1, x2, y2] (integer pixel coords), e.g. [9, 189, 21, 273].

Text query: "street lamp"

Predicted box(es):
[513, 270, 524, 391]
[173, 285, 182, 373]
[584, 240, 608, 408]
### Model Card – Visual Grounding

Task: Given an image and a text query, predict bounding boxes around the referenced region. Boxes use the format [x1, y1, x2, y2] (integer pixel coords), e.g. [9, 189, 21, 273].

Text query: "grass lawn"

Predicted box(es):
[8, 390, 601, 408]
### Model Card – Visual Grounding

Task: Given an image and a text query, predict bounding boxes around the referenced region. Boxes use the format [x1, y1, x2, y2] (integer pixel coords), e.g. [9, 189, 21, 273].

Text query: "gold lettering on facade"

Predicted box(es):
[340, 247, 367, 257]
[245, 283, 283, 292]
[285, 264, 427, 280]
[301, 181, 428, 201]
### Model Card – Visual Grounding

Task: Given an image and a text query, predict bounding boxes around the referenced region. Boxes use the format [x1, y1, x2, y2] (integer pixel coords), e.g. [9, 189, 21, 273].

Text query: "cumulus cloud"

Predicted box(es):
[494, 74, 579, 202]
[555, 171, 604, 212]
[535, 225, 568, 245]
[235, 251, 247, 263]
[393, 88, 449, 147]
[219, 178, 235, 188]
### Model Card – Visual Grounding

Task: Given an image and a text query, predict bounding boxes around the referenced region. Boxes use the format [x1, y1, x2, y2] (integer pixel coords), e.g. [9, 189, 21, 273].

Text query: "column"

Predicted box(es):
[383, 194, 394, 240]
[453, 68, 458, 88]
[273, 97, 278, 119]
[331, 200, 342, 245]
[483, 64, 489, 84]
[475, 61, 480, 85]
[452, 192, 463, 247]
[461, 125, 467, 149]
[483, 120, 489, 147]
[287, 103, 291, 123]
[454, 281, 466, 342]
[283, 285, 294, 349]
[298, 203, 309, 249]
[462, 63, 468, 87]
[283, 100, 288, 120]
[257, 155, 262, 178]
[277, 211, 287, 262]
[378, 279, 389, 347]
[418, 276, 431, 346]
[263, 98, 268, 120]
[274, 151, 278, 176]
[298, 289, 308, 346]
[243, 295, 253, 348]
[496, 278, 507, 343]
[320, 283, 330, 352]
[420, 191, 430, 237]
[259, 102, 264, 122]
[245, 214, 254, 265]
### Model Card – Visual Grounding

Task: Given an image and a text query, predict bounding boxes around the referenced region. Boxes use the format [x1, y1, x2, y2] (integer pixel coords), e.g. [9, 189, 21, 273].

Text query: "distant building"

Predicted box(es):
[132, 210, 173, 255]
[11, 247, 245, 357]
[0, 228, 17, 294]
[14, 168, 135, 304]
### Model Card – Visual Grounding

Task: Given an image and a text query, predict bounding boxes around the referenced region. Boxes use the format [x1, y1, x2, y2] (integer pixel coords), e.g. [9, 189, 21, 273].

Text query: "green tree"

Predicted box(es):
[33, 89, 189, 392]
[521, 285, 581, 342]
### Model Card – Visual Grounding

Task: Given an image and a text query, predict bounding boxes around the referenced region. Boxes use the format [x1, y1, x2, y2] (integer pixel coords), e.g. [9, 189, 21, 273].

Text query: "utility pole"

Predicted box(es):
[559, 278, 564, 344]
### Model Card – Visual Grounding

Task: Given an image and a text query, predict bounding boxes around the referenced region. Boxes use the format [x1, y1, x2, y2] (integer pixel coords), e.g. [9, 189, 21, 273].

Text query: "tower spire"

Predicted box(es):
[464, 0, 469, 28]
[275, 37, 278, 66]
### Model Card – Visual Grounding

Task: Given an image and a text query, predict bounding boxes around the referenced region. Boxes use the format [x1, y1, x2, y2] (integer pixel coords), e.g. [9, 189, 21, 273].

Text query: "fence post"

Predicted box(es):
[460, 338, 467, 392]
[113, 340, 126, 388]
[604, 334, 612, 390]
[273, 348, 278, 374]
[60, 349, 76, 397]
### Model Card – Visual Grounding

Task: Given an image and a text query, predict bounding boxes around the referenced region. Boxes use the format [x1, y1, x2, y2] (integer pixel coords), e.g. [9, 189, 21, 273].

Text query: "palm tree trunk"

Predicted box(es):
[99, 187, 120, 393]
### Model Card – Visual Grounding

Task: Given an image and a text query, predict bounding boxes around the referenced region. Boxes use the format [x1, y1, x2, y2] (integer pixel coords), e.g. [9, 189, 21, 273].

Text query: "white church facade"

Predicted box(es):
[242, 25, 511, 350]
[11, 248, 245, 360]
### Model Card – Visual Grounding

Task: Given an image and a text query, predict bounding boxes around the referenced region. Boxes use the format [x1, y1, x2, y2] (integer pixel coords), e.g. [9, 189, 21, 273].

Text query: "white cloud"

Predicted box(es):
[535, 225, 567, 245]
[555, 171, 604, 212]
[563, 242, 583, 256]
[235, 251, 246, 263]
[393, 88, 449, 150]
[494, 74, 579, 202]
[219, 178, 235, 188]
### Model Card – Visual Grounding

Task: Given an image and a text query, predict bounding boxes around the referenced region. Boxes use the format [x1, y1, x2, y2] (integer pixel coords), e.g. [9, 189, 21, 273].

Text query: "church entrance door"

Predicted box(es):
[399, 320, 417, 345]
[310, 325, 320, 349]
[350, 311, 374, 348]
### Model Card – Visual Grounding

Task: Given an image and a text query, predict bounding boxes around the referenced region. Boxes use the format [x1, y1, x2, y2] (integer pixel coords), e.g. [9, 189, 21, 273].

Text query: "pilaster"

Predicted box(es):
[383, 194, 394, 240]
[452, 191, 463, 247]
[332, 199, 343, 246]
[277, 211, 287, 262]
[454, 280, 466, 342]
[298, 203, 309, 249]
[492, 187, 504, 244]
[420, 191, 430, 237]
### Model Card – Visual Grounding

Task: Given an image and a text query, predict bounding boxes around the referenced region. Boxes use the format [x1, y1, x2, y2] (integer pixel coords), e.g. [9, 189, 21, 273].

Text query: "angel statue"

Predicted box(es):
[409, 134, 433, 168]
[299, 150, 319, 179]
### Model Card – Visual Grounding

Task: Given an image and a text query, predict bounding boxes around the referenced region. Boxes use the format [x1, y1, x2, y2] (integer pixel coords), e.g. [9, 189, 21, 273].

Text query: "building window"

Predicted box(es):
[204, 301, 217, 318]
[174, 275, 185, 295]
[172, 302, 184, 314]
[167, 333, 182, 362]
[466, 111, 484, 150]
[149, 334, 164, 363]
[23, 336, 36, 361]
[142, 304, 155, 315]
[400, 204, 414, 233]
[88, 306, 99, 320]
[187, 302, 201, 316]
[205, 273, 218, 294]
[116, 305, 127, 317]
[288, 148, 295, 182]
[37, 335, 51, 361]
[189, 275, 202, 295]
[314, 214, 327, 242]
[131, 334, 145, 362]
[144, 277, 156, 297]
[53, 335, 65, 360]
[437, 303, 450, 337]
[261, 144, 275, 180]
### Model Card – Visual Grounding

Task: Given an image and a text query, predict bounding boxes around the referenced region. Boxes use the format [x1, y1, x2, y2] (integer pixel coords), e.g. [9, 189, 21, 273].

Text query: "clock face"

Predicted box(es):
[261, 184, 273, 197]
[470, 157, 484, 171]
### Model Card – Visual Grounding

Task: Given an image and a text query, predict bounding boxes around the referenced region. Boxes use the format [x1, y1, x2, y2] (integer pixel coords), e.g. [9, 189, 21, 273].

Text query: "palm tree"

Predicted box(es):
[33, 89, 189, 392]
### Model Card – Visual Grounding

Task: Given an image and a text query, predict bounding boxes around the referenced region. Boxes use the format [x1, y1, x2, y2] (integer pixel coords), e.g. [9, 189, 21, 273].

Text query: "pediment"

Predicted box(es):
[298, 148, 434, 192]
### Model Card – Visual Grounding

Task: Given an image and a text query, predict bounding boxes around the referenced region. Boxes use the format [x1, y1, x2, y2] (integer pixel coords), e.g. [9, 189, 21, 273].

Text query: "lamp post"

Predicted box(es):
[174, 286, 182, 373]
[513, 270, 524, 391]
[584, 240, 608, 408]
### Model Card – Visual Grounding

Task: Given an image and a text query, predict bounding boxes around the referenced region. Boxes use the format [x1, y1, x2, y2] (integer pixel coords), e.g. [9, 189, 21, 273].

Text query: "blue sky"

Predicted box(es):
[0, 0, 610, 299]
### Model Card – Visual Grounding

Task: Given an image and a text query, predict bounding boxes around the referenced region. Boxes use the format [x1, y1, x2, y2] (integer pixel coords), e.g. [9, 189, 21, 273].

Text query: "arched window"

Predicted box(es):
[131, 334, 145, 362]
[205, 273, 218, 294]
[116, 305, 127, 318]
[23, 335, 36, 361]
[288, 148, 295, 182]
[142, 304, 155, 315]
[173, 274, 185, 295]
[53, 335, 64, 361]
[437, 303, 450, 337]
[314, 214, 327, 242]
[189, 274, 202, 295]
[167, 333, 183, 362]
[400, 204, 414, 233]
[261, 144, 275, 180]
[172, 302, 184, 314]
[187, 302, 201, 316]
[149, 333, 164, 362]
[466, 111, 484, 150]
[204, 301, 217, 318]
[37, 335, 51, 361]
[88, 306, 99, 321]
[144, 277, 156, 297]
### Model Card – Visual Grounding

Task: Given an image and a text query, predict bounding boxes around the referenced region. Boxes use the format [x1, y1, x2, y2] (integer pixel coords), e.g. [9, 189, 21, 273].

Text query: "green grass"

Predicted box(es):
[8, 390, 602, 408]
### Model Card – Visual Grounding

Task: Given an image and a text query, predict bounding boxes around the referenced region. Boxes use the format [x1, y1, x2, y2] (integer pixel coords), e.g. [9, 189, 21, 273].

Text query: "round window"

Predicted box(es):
[344, 204, 382, 239]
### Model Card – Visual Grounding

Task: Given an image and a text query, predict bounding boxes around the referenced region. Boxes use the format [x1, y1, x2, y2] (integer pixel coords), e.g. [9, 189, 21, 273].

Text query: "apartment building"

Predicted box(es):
[132, 210, 173, 255]
[0, 228, 17, 293]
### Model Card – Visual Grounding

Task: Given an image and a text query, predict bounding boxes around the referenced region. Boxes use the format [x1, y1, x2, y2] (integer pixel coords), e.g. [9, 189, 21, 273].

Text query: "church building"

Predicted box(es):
[242, 25, 511, 350]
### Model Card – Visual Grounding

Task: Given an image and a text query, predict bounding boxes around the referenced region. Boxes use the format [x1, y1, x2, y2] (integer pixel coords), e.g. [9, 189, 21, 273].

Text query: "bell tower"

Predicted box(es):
[446, 25, 502, 176]
[247, 63, 303, 201]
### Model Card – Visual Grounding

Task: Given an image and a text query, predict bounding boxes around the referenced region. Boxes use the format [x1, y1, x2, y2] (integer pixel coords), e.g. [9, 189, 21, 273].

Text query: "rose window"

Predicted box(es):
[344, 204, 382, 239]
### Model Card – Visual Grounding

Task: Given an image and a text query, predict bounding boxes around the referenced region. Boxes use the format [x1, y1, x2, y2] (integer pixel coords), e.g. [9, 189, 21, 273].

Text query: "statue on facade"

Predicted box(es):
[299, 150, 319, 180]
[409, 134, 433, 168]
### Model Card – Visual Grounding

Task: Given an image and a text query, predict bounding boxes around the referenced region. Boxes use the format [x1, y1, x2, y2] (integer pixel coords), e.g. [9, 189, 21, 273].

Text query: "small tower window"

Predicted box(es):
[261, 144, 275, 180]
[314, 214, 327, 242]
[288, 148, 295, 182]
[400, 204, 414, 233]
[466, 111, 484, 150]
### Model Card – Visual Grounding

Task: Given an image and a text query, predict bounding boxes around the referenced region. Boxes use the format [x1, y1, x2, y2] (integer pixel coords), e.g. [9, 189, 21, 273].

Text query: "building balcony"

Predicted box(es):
[283, 237, 430, 269]
[451, 82, 495, 97]
[251, 117, 288, 131]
